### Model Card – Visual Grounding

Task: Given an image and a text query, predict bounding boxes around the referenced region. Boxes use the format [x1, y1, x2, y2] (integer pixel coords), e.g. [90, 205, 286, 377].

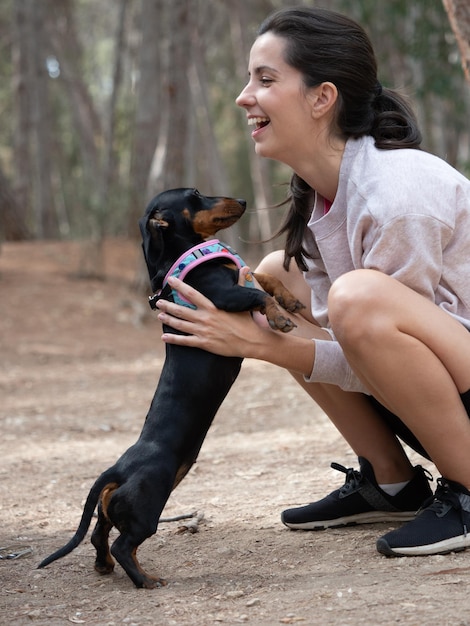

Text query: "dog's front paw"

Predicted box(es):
[267, 314, 297, 333]
[276, 294, 306, 314]
[264, 299, 297, 332]
[253, 272, 306, 313]
[141, 575, 167, 589]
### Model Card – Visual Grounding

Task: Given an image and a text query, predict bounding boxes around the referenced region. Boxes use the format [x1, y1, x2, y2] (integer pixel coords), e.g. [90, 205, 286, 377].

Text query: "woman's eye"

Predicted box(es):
[260, 77, 273, 86]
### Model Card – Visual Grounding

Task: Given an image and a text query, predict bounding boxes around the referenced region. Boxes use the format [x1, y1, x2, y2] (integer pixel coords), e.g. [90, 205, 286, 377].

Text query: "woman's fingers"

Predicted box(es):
[163, 276, 216, 311]
[238, 265, 252, 286]
[155, 276, 236, 350]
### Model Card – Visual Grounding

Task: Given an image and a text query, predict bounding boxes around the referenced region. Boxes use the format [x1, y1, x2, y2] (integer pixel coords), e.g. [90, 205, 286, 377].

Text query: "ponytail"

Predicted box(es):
[372, 88, 422, 149]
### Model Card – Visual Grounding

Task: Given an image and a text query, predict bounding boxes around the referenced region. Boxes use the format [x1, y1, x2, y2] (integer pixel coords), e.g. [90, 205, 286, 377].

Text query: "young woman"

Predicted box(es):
[155, 7, 470, 557]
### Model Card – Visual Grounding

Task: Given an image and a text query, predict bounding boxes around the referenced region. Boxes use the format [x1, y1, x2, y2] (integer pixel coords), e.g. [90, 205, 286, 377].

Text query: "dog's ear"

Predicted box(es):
[138, 210, 168, 292]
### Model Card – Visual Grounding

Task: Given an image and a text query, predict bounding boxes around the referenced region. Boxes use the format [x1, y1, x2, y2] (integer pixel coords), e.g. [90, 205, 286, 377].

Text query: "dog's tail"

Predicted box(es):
[37, 469, 118, 569]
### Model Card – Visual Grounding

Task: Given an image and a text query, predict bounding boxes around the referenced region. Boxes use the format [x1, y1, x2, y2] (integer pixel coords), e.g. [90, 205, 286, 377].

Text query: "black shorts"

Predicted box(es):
[368, 389, 470, 461]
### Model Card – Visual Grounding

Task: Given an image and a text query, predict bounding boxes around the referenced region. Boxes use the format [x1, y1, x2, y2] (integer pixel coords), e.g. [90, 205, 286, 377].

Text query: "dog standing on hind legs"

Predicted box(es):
[38, 188, 305, 588]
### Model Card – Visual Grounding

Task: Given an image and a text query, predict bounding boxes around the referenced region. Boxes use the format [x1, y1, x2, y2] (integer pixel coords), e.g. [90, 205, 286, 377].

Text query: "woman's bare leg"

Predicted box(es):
[256, 252, 415, 483]
[328, 269, 470, 488]
[291, 376, 415, 481]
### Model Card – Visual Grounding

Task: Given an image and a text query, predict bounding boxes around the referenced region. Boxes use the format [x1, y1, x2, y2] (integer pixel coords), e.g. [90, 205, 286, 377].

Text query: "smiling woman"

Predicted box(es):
[155, 6, 470, 561]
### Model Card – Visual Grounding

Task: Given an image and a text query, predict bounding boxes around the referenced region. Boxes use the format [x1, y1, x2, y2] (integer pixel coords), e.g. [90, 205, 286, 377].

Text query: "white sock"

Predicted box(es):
[379, 480, 410, 497]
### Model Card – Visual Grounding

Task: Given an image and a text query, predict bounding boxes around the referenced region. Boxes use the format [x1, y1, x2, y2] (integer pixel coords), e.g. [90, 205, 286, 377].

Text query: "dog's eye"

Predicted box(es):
[193, 188, 201, 196]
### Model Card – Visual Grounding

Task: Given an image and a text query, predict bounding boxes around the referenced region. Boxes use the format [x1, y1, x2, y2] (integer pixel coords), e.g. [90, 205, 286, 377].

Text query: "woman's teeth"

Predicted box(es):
[248, 117, 270, 128]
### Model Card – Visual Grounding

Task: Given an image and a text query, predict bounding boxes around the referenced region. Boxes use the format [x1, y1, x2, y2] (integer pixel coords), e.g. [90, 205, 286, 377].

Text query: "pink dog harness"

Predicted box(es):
[149, 239, 253, 310]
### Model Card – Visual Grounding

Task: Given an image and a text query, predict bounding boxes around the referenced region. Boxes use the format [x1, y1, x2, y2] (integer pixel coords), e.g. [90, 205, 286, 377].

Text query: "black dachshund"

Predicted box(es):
[38, 188, 304, 588]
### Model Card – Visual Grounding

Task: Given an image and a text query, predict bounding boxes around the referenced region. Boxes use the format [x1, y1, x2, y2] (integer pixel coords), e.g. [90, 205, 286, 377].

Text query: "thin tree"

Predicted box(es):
[443, 0, 470, 83]
[147, 0, 194, 194]
[228, 0, 277, 254]
[0, 166, 31, 242]
[28, 0, 58, 237]
[12, 0, 58, 238]
[128, 0, 163, 233]
[47, 0, 102, 191]
[11, 0, 33, 227]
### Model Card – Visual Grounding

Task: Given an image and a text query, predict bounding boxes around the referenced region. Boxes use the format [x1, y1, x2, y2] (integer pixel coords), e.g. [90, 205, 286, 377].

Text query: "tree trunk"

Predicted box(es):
[12, 0, 57, 238]
[147, 0, 193, 194]
[11, 0, 33, 228]
[78, 0, 129, 279]
[46, 0, 102, 192]
[443, 0, 470, 83]
[29, 0, 58, 238]
[100, 0, 128, 214]
[190, 14, 230, 196]
[0, 167, 31, 242]
[128, 0, 164, 233]
[229, 0, 275, 254]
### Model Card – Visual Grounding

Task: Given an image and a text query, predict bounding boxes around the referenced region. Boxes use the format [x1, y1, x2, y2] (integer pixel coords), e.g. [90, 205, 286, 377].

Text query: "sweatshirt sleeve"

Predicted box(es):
[304, 336, 370, 393]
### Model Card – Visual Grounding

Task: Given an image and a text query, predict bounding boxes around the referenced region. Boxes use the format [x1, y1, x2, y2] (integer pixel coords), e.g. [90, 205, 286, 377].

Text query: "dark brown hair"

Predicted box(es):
[257, 7, 422, 270]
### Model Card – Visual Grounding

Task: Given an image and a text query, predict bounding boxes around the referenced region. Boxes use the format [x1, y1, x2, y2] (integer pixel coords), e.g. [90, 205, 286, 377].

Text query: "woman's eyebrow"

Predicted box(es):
[250, 65, 280, 77]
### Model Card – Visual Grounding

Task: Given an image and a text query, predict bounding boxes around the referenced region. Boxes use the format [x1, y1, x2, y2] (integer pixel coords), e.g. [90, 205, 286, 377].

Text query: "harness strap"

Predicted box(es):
[149, 239, 253, 310]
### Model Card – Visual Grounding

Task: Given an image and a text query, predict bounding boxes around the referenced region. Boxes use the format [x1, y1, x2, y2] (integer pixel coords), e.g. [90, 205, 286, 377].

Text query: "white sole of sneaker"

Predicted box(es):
[283, 510, 418, 530]
[377, 533, 470, 556]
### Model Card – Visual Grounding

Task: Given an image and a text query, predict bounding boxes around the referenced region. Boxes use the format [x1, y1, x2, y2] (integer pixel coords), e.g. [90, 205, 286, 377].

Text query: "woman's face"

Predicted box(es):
[236, 32, 319, 165]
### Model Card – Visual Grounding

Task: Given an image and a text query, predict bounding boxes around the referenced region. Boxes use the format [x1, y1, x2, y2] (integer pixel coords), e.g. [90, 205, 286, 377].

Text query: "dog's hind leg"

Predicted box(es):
[91, 502, 115, 575]
[110, 533, 167, 589]
[90, 483, 119, 575]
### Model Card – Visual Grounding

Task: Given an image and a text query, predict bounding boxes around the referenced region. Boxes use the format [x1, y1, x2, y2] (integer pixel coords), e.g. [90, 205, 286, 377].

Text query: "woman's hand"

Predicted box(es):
[156, 274, 269, 359]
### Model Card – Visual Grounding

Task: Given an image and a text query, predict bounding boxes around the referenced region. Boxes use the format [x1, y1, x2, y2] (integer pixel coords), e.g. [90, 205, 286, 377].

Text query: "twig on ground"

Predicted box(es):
[158, 510, 205, 534]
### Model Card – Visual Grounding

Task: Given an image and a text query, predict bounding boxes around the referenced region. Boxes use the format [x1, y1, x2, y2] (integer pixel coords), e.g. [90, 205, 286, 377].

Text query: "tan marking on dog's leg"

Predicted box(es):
[131, 547, 167, 589]
[172, 461, 193, 490]
[91, 482, 119, 575]
[253, 272, 306, 313]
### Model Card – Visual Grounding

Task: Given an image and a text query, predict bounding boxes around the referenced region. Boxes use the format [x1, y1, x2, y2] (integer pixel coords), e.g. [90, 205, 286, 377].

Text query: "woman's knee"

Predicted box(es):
[328, 269, 389, 339]
[255, 249, 286, 275]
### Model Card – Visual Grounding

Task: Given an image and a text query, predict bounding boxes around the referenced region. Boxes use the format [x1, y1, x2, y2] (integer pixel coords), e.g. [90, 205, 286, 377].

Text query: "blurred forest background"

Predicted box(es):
[1, 0, 470, 273]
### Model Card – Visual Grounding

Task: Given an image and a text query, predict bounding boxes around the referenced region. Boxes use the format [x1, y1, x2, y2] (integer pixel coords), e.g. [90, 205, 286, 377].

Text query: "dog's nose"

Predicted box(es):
[237, 199, 247, 209]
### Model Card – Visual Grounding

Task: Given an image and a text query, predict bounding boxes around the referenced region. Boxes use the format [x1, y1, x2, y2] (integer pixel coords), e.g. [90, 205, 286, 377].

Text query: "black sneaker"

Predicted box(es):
[281, 457, 433, 530]
[376, 478, 470, 556]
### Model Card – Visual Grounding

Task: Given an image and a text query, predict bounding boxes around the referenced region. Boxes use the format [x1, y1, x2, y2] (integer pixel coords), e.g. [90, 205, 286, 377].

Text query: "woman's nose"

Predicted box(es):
[235, 84, 255, 108]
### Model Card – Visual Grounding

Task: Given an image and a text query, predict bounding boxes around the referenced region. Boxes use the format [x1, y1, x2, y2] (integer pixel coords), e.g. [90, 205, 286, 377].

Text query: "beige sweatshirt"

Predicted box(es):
[304, 135, 470, 392]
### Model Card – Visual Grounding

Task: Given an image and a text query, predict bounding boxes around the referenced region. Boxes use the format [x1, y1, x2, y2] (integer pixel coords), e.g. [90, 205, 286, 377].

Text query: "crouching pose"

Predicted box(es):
[155, 7, 470, 557]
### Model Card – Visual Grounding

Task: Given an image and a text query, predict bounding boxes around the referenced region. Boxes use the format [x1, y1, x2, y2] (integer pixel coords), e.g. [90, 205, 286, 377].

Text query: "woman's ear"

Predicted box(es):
[308, 82, 338, 119]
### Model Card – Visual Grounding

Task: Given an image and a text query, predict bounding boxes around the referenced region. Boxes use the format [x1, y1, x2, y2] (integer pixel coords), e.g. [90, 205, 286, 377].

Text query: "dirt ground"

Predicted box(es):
[1, 239, 469, 626]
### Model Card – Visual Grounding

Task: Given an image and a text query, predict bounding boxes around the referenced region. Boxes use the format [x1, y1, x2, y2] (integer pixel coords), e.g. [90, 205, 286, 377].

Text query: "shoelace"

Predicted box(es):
[422, 478, 468, 537]
[331, 462, 363, 495]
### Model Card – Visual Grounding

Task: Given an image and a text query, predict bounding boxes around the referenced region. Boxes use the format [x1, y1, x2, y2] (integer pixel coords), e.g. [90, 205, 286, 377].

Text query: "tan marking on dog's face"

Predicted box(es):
[191, 199, 245, 238]
[149, 217, 169, 230]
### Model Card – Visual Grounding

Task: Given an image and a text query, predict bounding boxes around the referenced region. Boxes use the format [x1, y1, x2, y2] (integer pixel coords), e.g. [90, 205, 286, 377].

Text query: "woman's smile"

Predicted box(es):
[247, 116, 271, 137]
